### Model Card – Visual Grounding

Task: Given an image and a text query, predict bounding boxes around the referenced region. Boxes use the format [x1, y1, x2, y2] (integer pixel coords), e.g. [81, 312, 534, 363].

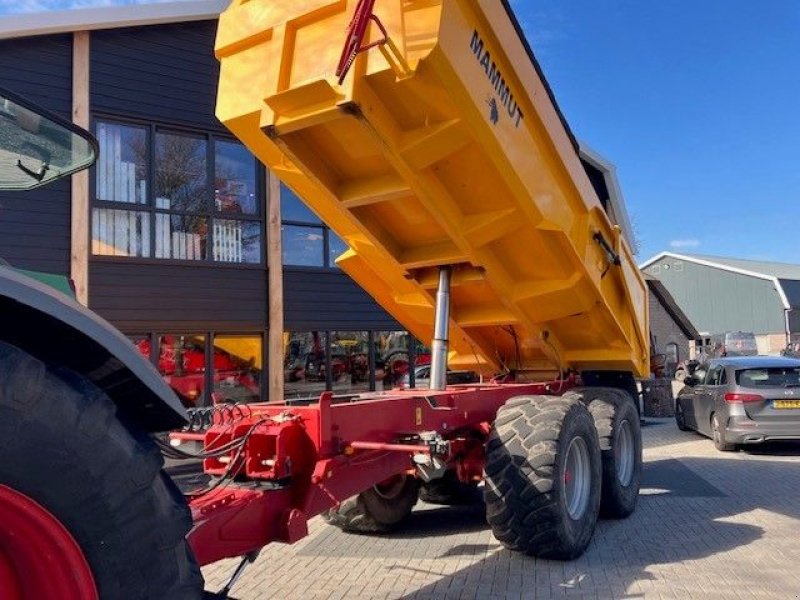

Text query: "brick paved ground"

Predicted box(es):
[202, 419, 800, 599]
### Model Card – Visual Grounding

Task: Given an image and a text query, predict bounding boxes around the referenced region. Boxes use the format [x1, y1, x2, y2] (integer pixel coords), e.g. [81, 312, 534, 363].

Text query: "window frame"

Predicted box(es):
[90, 114, 266, 269]
[280, 183, 346, 270]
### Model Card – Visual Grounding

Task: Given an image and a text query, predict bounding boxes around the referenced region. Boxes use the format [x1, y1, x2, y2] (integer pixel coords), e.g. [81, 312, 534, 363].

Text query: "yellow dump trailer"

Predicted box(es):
[216, 0, 649, 379]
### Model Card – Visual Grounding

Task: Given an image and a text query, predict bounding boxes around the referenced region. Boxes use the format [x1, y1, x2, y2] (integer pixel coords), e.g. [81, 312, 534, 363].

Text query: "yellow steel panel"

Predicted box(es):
[216, 0, 650, 378]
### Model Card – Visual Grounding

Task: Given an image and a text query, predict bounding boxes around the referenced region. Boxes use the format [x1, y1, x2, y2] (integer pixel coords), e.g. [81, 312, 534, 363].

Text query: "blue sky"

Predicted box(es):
[3, 0, 799, 264]
[509, 0, 800, 263]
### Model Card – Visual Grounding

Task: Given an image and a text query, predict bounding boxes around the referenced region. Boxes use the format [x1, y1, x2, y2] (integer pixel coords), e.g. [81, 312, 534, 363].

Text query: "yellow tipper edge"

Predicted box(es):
[215, 0, 649, 379]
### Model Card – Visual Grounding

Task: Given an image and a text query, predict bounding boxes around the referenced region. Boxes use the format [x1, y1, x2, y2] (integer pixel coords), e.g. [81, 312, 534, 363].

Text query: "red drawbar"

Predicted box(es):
[187, 379, 575, 567]
[0, 485, 98, 600]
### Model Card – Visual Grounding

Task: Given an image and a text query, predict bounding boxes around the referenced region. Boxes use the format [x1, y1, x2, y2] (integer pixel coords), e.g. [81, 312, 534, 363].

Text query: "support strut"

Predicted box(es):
[430, 266, 452, 391]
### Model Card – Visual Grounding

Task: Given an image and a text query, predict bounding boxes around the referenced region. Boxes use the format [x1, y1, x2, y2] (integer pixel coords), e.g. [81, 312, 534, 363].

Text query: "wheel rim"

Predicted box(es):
[564, 437, 591, 520]
[712, 415, 721, 444]
[0, 485, 98, 600]
[615, 420, 634, 487]
[373, 475, 408, 500]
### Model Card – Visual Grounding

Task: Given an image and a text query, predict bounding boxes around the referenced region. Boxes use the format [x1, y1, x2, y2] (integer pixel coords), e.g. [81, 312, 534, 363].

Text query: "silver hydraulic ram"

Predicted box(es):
[429, 266, 452, 391]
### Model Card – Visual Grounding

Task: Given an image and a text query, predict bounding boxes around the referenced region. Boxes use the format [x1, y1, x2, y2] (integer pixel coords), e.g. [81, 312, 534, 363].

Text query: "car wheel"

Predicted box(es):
[711, 413, 737, 452]
[675, 399, 689, 431]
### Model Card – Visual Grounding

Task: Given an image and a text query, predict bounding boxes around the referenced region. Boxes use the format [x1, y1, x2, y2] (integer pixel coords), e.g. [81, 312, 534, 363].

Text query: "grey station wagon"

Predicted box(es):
[675, 356, 800, 451]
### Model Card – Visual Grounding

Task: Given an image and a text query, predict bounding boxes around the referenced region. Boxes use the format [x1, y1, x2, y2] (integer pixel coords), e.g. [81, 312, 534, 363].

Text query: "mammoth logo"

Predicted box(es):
[470, 30, 524, 128]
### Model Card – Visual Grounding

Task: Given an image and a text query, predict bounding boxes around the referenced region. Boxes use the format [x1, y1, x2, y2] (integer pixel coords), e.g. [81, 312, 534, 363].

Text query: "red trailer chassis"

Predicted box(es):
[183, 379, 572, 566]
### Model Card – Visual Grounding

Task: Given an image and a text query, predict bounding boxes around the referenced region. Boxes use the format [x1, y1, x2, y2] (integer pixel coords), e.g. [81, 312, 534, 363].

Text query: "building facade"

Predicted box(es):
[1, 2, 641, 407]
[642, 252, 800, 354]
[645, 275, 699, 375]
[0, 6, 407, 407]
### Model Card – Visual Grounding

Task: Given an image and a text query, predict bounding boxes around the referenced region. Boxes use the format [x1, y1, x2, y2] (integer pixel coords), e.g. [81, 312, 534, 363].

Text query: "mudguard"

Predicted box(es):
[0, 265, 187, 432]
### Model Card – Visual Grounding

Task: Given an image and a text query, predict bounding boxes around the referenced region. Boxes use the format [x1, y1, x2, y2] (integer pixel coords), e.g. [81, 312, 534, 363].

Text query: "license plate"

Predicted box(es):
[773, 400, 800, 409]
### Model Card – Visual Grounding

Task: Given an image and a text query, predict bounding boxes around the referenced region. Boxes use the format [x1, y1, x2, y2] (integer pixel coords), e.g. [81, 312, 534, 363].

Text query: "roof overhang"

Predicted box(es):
[0, 0, 227, 41]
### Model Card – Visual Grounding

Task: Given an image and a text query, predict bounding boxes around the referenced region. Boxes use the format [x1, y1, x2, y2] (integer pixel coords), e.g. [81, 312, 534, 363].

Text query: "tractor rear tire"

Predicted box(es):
[484, 395, 601, 560]
[577, 387, 642, 518]
[419, 470, 480, 505]
[324, 474, 419, 533]
[0, 341, 203, 600]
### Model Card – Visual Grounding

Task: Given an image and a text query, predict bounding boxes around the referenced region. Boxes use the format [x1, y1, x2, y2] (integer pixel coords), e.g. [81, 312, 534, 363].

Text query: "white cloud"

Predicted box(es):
[669, 239, 701, 249]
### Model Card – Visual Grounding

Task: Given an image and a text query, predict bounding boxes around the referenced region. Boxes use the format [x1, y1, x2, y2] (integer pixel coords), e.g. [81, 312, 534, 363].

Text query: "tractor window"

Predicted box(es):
[0, 87, 97, 191]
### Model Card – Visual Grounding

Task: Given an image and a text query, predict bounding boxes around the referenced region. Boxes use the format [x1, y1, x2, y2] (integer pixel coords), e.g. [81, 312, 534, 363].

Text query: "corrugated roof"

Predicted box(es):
[686, 254, 800, 280]
[0, 0, 226, 40]
[640, 251, 800, 312]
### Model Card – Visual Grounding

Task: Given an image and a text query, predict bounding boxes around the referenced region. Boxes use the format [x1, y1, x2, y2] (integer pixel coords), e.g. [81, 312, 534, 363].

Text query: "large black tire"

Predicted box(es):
[0, 341, 203, 600]
[324, 474, 419, 533]
[484, 395, 601, 560]
[419, 470, 480, 505]
[574, 387, 642, 519]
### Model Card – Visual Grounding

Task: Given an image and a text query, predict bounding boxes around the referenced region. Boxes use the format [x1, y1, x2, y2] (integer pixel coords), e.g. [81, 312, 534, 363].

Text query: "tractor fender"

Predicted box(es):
[0, 265, 187, 432]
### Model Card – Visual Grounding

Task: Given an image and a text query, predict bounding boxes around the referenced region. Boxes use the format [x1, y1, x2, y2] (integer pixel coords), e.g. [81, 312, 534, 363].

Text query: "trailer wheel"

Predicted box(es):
[578, 388, 642, 518]
[0, 342, 203, 600]
[419, 470, 480, 505]
[484, 395, 601, 560]
[324, 474, 419, 533]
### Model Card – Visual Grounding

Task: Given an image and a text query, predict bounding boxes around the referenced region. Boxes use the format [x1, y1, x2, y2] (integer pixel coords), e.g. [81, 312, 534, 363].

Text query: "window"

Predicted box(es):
[93, 119, 263, 264]
[283, 330, 427, 398]
[281, 184, 349, 267]
[131, 333, 263, 407]
[284, 331, 329, 400]
[212, 335, 262, 404]
[705, 364, 723, 386]
[665, 342, 679, 365]
[330, 331, 370, 394]
[736, 367, 800, 387]
[376, 331, 431, 389]
[156, 334, 208, 407]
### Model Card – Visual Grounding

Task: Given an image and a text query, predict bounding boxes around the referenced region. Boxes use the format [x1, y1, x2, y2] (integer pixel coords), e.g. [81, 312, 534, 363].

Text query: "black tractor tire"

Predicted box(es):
[324, 474, 419, 533]
[484, 395, 601, 560]
[0, 341, 203, 600]
[575, 387, 642, 519]
[419, 470, 480, 505]
[675, 398, 690, 431]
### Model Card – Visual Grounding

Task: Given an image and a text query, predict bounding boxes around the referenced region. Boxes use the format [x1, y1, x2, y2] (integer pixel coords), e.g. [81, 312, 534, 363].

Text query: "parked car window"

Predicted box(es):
[724, 332, 758, 356]
[719, 369, 727, 385]
[736, 367, 800, 388]
[705, 364, 723, 386]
